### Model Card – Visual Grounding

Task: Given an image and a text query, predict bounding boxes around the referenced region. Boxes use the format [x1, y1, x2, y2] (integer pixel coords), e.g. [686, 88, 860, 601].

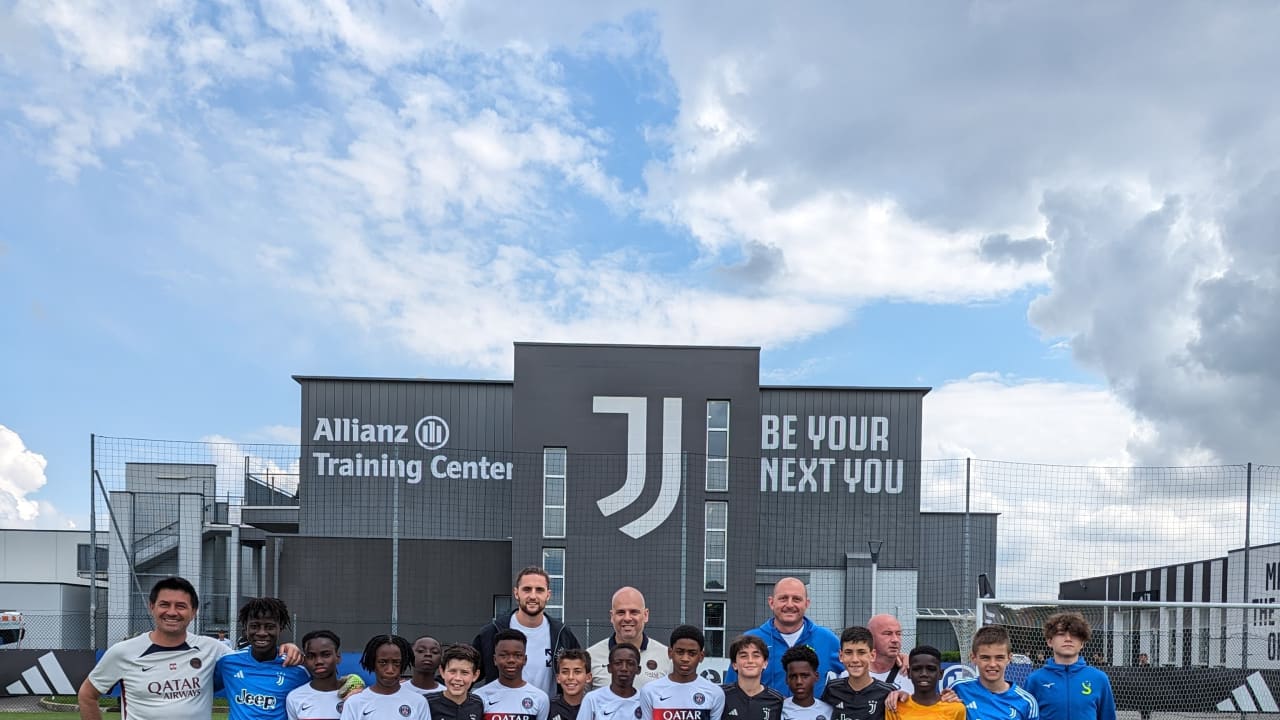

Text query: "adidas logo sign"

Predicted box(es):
[1217, 672, 1279, 712]
[2, 652, 76, 695]
[729, 711, 739, 716]
[235, 670, 245, 679]
[967, 702, 978, 710]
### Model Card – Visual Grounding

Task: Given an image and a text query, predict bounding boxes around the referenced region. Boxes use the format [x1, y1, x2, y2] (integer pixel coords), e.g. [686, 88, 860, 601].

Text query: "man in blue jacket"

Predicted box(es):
[725, 577, 841, 697]
[1026, 612, 1116, 720]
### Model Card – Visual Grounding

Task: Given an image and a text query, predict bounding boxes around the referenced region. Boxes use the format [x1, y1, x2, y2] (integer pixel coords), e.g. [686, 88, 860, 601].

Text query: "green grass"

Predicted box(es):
[1, 714, 75, 719]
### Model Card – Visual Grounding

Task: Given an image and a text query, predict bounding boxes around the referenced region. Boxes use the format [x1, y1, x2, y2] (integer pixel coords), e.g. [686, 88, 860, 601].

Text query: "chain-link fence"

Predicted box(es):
[65, 436, 1280, 666]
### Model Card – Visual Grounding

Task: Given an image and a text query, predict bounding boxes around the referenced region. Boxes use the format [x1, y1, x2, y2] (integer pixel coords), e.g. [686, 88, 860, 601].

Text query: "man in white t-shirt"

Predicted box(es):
[586, 587, 672, 689]
[78, 576, 225, 720]
[475, 566, 581, 696]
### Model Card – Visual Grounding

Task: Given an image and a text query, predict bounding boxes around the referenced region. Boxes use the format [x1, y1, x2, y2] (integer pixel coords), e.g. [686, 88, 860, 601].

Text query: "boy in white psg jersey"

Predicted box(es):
[579, 643, 642, 720]
[286, 630, 345, 720]
[475, 629, 551, 720]
[781, 645, 833, 720]
[339, 635, 430, 720]
[639, 625, 725, 720]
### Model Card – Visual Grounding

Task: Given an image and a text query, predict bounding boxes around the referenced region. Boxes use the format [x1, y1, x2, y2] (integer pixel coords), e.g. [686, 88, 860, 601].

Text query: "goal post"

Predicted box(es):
[976, 598, 1280, 714]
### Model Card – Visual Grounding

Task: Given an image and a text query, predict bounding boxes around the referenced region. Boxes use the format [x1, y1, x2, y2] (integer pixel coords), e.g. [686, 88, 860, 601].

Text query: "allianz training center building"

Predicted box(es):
[251, 343, 996, 656]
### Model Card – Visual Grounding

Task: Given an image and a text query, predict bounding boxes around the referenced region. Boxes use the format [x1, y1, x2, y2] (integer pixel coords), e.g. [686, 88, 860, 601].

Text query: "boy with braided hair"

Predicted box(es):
[218, 597, 311, 720]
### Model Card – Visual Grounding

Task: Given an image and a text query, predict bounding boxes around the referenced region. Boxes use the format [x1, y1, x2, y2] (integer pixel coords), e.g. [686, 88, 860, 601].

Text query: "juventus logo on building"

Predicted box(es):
[592, 396, 682, 539]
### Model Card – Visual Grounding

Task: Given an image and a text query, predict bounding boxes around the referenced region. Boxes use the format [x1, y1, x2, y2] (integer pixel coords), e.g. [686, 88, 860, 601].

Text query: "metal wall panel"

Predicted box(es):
[757, 388, 926, 569]
[298, 378, 513, 539]
[511, 343, 763, 637]
[272, 536, 512, 645]
[917, 513, 998, 609]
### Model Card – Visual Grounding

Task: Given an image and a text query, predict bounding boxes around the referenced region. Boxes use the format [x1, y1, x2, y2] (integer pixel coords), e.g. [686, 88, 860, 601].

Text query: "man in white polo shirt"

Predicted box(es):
[587, 586, 671, 689]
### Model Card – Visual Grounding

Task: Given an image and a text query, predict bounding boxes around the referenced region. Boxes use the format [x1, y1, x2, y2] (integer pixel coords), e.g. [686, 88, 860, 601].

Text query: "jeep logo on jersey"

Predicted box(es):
[592, 396, 683, 539]
[415, 415, 449, 450]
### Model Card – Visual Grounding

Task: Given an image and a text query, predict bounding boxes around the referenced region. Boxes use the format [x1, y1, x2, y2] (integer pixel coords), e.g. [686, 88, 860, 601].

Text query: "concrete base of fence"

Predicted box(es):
[37, 697, 81, 712]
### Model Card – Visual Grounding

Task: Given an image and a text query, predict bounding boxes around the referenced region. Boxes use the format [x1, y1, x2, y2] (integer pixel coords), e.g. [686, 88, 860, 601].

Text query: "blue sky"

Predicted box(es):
[3, 1, 1280, 534]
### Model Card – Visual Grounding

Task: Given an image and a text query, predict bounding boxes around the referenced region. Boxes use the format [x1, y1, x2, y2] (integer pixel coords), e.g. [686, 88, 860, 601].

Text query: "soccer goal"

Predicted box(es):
[977, 598, 1280, 716]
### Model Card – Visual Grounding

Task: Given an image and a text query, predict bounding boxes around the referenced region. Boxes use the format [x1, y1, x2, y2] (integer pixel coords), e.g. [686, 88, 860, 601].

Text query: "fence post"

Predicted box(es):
[89, 433, 97, 650]
[1241, 462, 1252, 686]
[679, 451, 688, 625]
[391, 449, 401, 636]
[963, 458, 972, 609]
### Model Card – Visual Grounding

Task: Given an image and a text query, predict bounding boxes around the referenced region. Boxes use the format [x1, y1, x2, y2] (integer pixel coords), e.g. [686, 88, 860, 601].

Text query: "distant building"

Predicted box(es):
[1061, 542, 1279, 668]
[0, 529, 105, 648]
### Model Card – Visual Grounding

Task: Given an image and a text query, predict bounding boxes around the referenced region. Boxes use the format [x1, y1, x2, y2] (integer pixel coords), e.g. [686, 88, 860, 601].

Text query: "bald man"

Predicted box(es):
[587, 587, 672, 689]
[868, 614, 913, 693]
[725, 577, 841, 697]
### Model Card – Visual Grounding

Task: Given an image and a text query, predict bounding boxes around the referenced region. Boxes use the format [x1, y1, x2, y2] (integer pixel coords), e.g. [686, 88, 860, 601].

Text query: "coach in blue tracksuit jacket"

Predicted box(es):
[1026, 655, 1117, 720]
[724, 577, 842, 697]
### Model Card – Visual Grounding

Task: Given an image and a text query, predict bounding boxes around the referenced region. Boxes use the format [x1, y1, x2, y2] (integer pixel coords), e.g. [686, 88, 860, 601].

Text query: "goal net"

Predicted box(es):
[976, 598, 1280, 717]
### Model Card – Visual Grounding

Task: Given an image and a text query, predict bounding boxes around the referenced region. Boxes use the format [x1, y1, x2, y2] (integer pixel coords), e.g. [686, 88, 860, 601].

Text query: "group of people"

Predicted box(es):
[78, 569, 1116, 720]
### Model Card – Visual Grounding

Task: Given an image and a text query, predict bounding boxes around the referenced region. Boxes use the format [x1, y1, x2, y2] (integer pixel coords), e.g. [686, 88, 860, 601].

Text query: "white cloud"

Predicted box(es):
[922, 374, 1250, 598]
[201, 434, 301, 499]
[6, 3, 1280, 600]
[0, 425, 76, 529]
[923, 373, 1140, 465]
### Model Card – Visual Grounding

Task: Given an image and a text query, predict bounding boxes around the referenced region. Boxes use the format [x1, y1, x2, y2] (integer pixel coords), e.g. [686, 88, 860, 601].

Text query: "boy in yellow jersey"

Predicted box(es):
[888, 647, 964, 720]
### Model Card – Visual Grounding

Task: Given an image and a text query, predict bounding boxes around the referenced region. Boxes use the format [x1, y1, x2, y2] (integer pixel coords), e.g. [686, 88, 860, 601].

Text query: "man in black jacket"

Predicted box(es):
[474, 566, 581, 695]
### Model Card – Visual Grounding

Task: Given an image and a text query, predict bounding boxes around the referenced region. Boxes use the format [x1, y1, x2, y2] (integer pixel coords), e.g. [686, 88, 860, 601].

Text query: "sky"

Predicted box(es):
[2, 1, 1280, 596]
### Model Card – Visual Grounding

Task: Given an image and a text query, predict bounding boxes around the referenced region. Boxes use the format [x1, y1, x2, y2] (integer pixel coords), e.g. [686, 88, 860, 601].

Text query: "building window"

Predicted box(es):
[76, 544, 108, 578]
[543, 448, 566, 538]
[542, 548, 565, 620]
[704, 601, 726, 658]
[706, 401, 729, 492]
[704, 501, 727, 591]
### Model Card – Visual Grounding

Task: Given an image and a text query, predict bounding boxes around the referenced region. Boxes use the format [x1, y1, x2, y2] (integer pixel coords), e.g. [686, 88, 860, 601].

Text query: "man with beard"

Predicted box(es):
[587, 587, 671, 689]
[475, 566, 581, 695]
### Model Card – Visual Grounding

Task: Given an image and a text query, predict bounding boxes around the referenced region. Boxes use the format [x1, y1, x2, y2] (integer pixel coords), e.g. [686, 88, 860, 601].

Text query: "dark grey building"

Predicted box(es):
[246, 343, 996, 654]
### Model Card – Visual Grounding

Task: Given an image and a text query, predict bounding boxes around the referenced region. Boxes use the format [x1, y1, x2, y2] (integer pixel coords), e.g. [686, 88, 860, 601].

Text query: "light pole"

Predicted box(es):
[868, 540, 884, 615]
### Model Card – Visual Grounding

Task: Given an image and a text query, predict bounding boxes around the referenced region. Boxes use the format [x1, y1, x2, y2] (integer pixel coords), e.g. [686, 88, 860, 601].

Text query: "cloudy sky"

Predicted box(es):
[2, 1, 1279, 595]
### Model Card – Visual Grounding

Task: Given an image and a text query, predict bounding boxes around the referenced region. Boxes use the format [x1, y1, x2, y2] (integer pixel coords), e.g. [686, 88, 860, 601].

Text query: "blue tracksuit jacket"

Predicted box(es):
[1025, 658, 1117, 720]
[724, 617, 842, 697]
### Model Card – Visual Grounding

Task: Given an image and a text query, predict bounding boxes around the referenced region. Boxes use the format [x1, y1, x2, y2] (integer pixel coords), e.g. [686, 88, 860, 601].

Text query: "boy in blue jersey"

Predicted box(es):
[950, 627, 1037, 720]
[219, 597, 312, 720]
[1025, 614, 1115, 720]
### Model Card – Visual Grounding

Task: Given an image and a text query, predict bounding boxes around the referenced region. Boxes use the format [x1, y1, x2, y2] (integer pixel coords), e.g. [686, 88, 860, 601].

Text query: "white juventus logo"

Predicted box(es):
[592, 396, 682, 539]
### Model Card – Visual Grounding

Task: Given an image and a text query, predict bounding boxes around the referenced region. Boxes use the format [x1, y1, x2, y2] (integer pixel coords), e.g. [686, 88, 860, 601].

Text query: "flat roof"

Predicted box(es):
[762, 384, 932, 394]
[513, 341, 760, 350]
[293, 375, 512, 385]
